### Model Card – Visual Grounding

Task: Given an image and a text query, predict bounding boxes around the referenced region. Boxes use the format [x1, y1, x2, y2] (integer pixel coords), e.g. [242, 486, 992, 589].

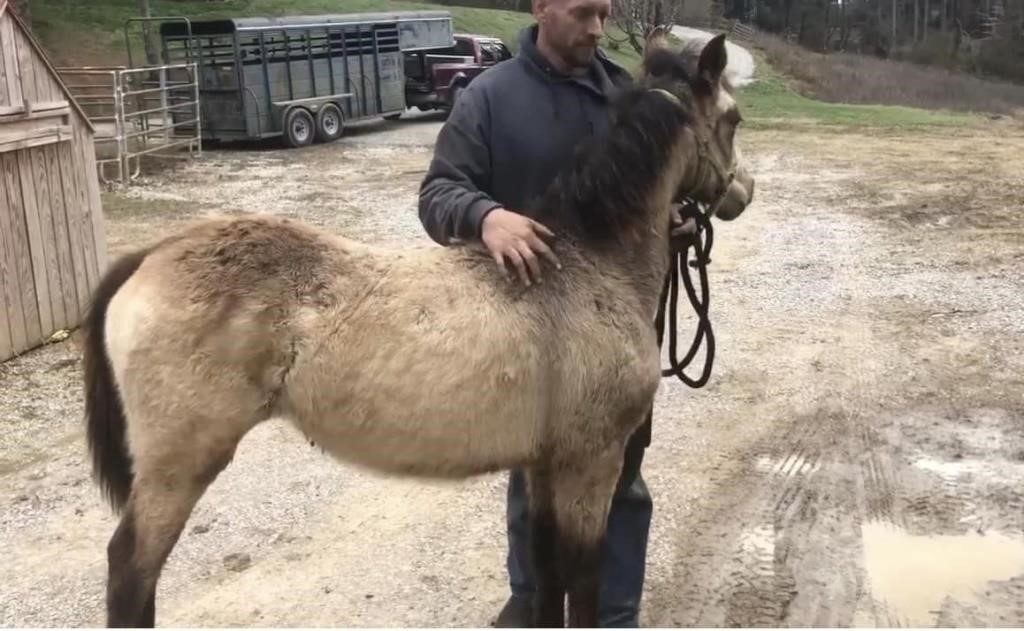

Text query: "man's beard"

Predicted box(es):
[565, 43, 597, 67]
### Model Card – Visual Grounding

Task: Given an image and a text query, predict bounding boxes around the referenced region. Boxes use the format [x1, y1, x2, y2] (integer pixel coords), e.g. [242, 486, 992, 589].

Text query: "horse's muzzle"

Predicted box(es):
[715, 168, 755, 221]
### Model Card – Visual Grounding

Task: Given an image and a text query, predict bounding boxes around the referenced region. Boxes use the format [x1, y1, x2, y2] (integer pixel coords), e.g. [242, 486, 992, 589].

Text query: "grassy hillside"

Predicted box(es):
[748, 29, 1024, 118]
[30, 0, 643, 69]
[738, 51, 976, 130]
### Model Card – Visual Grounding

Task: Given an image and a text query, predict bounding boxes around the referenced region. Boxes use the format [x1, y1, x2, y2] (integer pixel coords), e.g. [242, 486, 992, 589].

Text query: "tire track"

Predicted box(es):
[859, 423, 903, 527]
[648, 409, 838, 627]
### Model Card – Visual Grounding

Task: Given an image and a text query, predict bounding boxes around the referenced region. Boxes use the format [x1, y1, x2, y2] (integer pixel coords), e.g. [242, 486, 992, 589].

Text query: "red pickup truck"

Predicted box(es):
[397, 34, 513, 116]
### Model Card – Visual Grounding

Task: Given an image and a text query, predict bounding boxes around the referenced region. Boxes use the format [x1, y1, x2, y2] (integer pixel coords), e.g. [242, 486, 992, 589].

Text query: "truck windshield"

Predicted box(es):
[480, 42, 512, 63]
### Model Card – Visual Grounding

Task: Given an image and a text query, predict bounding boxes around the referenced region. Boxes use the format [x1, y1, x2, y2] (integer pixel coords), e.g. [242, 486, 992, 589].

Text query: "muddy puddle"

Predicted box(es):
[862, 522, 1024, 626]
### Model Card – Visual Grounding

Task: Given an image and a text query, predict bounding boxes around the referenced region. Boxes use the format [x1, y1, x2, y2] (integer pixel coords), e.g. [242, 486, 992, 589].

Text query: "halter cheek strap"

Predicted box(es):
[647, 88, 736, 216]
[694, 137, 736, 216]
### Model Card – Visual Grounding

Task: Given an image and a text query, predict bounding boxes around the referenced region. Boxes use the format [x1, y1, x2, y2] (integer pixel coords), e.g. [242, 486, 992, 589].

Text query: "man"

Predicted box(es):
[417, 0, 664, 625]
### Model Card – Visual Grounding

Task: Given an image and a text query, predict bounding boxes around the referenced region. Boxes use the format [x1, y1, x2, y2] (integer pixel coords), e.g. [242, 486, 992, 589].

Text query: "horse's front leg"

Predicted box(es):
[526, 465, 565, 627]
[552, 445, 626, 628]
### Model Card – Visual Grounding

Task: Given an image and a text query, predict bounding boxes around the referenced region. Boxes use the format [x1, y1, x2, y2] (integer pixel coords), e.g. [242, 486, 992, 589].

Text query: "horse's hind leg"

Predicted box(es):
[526, 466, 564, 627]
[108, 500, 170, 627]
[551, 445, 626, 628]
[106, 442, 237, 627]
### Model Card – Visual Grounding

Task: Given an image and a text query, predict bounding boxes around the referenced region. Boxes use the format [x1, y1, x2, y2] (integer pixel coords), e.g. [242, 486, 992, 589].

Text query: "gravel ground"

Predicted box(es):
[2, 110, 1024, 627]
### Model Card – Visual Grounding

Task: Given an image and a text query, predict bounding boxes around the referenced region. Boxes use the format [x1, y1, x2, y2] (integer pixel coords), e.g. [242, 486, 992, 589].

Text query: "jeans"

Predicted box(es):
[505, 412, 653, 627]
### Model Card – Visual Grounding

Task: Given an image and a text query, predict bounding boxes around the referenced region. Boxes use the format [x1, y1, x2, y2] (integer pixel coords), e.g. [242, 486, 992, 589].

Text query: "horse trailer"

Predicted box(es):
[157, 11, 454, 147]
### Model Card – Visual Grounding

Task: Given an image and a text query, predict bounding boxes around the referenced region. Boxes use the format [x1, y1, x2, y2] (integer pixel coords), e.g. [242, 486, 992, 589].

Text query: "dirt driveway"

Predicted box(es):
[2, 113, 1024, 627]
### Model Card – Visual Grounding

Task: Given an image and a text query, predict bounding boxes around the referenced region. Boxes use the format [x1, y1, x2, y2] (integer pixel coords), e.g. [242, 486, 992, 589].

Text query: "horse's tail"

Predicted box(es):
[83, 247, 152, 513]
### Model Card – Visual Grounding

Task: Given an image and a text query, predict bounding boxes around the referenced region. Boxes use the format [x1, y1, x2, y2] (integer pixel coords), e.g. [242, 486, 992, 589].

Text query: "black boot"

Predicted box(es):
[494, 594, 534, 627]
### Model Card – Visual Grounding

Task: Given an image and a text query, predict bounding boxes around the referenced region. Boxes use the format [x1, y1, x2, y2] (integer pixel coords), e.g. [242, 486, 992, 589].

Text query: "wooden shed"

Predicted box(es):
[0, 0, 107, 361]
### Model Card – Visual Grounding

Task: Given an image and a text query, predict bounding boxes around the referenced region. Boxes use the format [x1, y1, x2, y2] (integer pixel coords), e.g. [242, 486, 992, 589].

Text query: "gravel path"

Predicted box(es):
[2, 111, 1023, 627]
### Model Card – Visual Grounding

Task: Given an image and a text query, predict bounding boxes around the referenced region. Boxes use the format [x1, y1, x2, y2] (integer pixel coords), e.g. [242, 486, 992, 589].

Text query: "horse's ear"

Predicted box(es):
[643, 26, 671, 63]
[697, 33, 728, 85]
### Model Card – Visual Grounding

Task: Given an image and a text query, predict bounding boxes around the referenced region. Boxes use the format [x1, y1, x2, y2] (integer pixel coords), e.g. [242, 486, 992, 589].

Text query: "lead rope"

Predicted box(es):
[654, 199, 715, 388]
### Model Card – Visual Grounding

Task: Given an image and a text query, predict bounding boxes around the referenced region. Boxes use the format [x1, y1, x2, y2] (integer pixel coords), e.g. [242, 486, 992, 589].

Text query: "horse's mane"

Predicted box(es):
[531, 54, 698, 245]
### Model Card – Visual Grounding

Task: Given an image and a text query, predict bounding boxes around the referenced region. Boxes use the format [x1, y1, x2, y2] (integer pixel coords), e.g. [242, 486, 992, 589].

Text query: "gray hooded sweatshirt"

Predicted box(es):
[417, 24, 633, 245]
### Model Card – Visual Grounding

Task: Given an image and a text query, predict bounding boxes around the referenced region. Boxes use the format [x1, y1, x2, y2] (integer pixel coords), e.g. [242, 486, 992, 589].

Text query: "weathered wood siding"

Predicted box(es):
[0, 2, 107, 361]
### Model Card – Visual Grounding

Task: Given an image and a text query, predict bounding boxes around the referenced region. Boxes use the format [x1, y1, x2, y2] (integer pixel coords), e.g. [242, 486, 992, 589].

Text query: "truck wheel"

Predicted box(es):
[449, 84, 465, 110]
[284, 107, 315, 148]
[444, 85, 465, 120]
[315, 103, 344, 143]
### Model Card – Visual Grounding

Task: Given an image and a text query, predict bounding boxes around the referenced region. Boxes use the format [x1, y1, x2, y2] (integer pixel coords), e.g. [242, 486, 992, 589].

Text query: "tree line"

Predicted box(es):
[461, 0, 1023, 83]
[722, 0, 1023, 80]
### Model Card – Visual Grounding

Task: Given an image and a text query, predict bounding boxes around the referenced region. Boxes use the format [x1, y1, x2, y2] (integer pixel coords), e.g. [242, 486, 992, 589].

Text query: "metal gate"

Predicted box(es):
[58, 63, 202, 186]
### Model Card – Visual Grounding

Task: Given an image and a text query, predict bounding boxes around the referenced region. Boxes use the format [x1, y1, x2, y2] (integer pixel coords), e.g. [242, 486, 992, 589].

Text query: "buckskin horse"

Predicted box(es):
[81, 32, 754, 628]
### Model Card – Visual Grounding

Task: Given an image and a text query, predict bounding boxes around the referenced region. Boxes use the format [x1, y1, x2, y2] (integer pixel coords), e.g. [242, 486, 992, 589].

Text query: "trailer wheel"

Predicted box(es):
[283, 107, 315, 148]
[315, 103, 345, 143]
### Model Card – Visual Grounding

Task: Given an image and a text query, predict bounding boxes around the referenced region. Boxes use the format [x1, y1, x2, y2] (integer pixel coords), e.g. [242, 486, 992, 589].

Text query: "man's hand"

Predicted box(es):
[481, 208, 561, 286]
[670, 203, 698, 251]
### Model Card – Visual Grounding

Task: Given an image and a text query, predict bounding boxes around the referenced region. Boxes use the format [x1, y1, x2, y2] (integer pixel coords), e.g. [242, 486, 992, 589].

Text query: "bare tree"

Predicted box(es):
[610, 0, 685, 53]
[923, 0, 930, 40]
[137, 0, 160, 66]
